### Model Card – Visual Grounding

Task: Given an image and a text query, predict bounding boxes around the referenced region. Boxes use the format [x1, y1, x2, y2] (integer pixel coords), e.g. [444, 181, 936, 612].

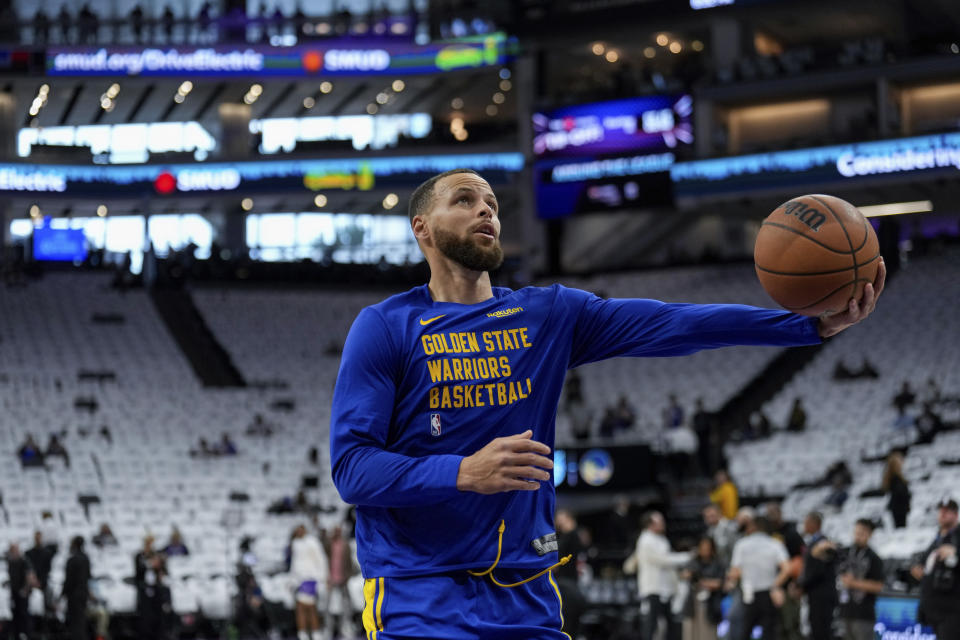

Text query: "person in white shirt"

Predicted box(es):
[726, 511, 792, 640]
[635, 511, 691, 640]
[290, 524, 329, 640]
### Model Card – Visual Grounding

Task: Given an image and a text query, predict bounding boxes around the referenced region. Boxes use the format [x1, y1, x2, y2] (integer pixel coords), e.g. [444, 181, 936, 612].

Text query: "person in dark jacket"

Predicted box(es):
[7, 542, 38, 640]
[883, 452, 910, 528]
[62, 536, 91, 640]
[681, 536, 725, 640]
[912, 498, 960, 638]
[135, 535, 170, 640]
[554, 509, 587, 638]
[799, 512, 838, 640]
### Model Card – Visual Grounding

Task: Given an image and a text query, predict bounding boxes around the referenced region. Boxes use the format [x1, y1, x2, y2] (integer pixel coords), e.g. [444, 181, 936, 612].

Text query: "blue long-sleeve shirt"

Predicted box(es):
[330, 284, 821, 577]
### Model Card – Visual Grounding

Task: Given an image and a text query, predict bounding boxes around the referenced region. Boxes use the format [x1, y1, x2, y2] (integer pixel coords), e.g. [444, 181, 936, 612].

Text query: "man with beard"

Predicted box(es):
[330, 169, 884, 640]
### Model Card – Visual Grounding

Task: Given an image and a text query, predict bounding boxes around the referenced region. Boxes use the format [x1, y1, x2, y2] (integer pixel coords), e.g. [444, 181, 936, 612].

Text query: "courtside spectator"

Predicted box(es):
[634, 511, 690, 640]
[681, 536, 725, 640]
[290, 524, 328, 640]
[726, 512, 791, 640]
[162, 526, 190, 556]
[603, 495, 635, 556]
[702, 503, 738, 566]
[765, 502, 804, 640]
[799, 512, 837, 640]
[710, 469, 739, 520]
[324, 523, 357, 640]
[62, 536, 91, 640]
[18, 433, 44, 467]
[6, 543, 37, 640]
[93, 523, 118, 548]
[135, 534, 170, 640]
[838, 519, 884, 640]
[882, 451, 911, 528]
[786, 397, 807, 432]
[913, 498, 960, 637]
[27, 529, 53, 616]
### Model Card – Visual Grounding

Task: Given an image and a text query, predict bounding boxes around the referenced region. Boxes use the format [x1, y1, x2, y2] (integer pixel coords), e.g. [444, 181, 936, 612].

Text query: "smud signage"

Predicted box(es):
[45, 34, 517, 77]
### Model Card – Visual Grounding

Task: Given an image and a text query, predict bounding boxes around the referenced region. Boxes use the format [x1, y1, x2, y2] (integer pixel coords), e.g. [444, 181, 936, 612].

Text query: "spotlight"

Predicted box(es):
[591, 43, 605, 55]
[692, 40, 704, 52]
[669, 41, 682, 54]
[451, 97, 464, 109]
[485, 105, 498, 116]
[303, 96, 315, 109]
[392, 79, 405, 92]
[376, 92, 389, 105]
[319, 81, 333, 94]
[314, 194, 327, 207]
[605, 50, 619, 63]
[178, 81, 193, 95]
[96, 205, 108, 217]
[499, 79, 512, 91]
[656, 34, 669, 46]
[366, 103, 378, 114]
[241, 198, 253, 211]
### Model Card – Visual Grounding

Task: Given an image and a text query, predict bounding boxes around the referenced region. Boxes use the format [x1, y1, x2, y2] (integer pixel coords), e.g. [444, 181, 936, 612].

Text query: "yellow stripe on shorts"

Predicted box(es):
[362, 577, 386, 639]
[547, 570, 572, 640]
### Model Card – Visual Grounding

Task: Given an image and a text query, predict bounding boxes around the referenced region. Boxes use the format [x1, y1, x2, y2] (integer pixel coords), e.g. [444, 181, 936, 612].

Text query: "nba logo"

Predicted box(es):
[430, 414, 442, 437]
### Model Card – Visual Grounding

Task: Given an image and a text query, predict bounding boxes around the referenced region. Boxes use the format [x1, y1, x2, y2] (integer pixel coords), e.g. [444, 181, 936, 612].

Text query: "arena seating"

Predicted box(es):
[0, 273, 354, 620]
[726, 247, 960, 557]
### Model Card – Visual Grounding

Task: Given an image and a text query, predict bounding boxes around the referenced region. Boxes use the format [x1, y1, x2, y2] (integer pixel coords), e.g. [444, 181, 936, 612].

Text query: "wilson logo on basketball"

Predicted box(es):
[782, 201, 826, 232]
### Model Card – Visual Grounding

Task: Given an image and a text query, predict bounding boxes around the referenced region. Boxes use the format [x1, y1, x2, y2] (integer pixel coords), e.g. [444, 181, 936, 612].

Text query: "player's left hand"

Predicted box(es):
[818, 256, 886, 338]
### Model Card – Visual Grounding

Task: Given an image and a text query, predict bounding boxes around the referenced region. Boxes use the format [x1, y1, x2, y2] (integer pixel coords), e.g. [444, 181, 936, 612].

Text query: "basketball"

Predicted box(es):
[754, 194, 880, 316]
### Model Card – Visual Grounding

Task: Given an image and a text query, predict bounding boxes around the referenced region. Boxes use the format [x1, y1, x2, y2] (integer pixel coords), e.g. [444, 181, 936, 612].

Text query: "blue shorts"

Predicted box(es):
[361, 569, 571, 640]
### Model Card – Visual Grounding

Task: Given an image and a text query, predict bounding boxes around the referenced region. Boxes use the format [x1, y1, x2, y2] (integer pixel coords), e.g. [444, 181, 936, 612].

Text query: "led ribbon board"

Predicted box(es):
[671, 131, 960, 199]
[46, 34, 517, 77]
[0, 152, 524, 196]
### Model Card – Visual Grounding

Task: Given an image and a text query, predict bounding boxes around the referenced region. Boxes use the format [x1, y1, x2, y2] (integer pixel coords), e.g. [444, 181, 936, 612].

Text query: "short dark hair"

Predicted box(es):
[806, 511, 823, 528]
[640, 510, 661, 530]
[408, 168, 480, 221]
[855, 518, 876, 531]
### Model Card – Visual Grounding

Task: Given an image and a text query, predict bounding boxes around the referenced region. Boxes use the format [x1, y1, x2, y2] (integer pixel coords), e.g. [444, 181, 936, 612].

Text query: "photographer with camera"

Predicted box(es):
[799, 512, 838, 640]
[912, 498, 960, 637]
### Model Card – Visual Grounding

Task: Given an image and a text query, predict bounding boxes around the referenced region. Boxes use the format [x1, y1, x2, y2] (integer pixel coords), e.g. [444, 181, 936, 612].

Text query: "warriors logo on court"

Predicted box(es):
[430, 414, 442, 437]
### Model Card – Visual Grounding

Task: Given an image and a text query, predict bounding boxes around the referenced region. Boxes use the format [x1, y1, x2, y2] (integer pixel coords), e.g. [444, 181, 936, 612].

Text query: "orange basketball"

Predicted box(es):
[754, 194, 880, 316]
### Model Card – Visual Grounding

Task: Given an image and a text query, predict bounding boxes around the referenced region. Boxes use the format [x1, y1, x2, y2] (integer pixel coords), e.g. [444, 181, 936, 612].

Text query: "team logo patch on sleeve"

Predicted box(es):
[430, 414, 442, 437]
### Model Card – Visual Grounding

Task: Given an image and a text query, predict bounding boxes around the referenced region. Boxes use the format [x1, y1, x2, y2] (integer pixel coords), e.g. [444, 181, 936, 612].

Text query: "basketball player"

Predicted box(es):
[330, 169, 884, 639]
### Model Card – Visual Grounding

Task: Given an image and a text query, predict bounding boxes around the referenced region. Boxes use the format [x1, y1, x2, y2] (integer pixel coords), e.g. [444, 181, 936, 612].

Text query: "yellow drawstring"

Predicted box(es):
[468, 519, 573, 588]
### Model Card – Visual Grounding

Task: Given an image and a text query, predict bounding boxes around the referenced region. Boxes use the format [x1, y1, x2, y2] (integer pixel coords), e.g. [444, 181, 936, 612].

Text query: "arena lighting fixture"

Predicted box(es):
[450, 117, 464, 132]
[249, 84, 263, 97]
[314, 194, 327, 207]
[692, 40, 704, 52]
[451, 97, 464, 110]
[454, 128, 468, 141]
[492, 92, 505, 104]
[499, 79, 512, 92]
[106, 83, 120, 99]
[178, 81, 193, 95]
[605, 50, 619, 63]
[319, 81, 333, 94]
[656, 34, 669, 47]
[499, 68, 511, 80]
[302, 96, 315, 109]
[240, 197, 253, 211]
[591, 42, 605, 55]
[96, 204, 108, 217]
[376, 92, 390, 105]
[315, 22, 331, 35]
[29, 204, 40, 217]
[392, 79, 405, 92]
[173, 93, 185, 104]
[485, 105, 498, 116]
[382, 193, 399, 209]
[669, 41, 682, 54]
[366, 103, 378, 114]
[858, 201, 933, 218]
[952, 43, 959, 54]
[644, 47, 656, 58]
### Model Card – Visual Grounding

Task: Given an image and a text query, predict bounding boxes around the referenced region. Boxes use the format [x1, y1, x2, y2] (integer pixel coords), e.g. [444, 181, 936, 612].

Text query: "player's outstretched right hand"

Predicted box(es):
[456, 430, 553, 494]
